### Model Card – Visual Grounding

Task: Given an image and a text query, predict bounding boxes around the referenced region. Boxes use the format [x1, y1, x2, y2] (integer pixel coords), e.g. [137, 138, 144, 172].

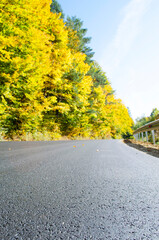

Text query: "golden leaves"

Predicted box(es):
[0, 0, 133, 139]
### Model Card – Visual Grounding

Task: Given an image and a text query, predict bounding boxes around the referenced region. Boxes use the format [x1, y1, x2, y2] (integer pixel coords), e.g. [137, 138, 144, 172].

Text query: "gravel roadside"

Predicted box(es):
[123, 139, 159, 158]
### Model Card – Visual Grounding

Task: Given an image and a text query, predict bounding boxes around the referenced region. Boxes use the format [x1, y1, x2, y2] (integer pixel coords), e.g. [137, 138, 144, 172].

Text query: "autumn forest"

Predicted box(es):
[0, 0, 133, 140]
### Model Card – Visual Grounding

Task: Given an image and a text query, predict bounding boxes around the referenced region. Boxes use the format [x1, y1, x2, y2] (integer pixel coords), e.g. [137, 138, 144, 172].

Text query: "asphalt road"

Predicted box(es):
[1, 140, 159, 240]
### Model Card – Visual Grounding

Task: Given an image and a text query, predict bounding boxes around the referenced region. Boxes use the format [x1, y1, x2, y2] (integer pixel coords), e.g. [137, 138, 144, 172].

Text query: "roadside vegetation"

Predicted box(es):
[133, 108, 159, 130]
[125, 108, 159, 153]
[0, 0, 133, 140]
[133, 108, 159, 144]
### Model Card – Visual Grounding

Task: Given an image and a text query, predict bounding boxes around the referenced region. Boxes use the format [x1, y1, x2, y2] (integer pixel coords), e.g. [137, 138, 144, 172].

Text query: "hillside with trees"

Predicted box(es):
[0, 0, 133, 140]
[133, 108, 159, 130]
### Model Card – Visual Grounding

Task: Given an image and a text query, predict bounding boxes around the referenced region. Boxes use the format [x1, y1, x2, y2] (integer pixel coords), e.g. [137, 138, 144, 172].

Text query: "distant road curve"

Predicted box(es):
[1, 140, 159, 239]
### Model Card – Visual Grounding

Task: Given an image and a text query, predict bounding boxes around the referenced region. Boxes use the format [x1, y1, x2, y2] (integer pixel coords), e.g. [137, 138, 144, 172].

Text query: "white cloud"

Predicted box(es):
[101, 0, 152, 73]
[99, 0, 157, 120]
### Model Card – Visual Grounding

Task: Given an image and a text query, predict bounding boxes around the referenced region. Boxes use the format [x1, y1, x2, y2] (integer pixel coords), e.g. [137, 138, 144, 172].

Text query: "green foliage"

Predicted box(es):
[133, 116, 148, 130]
[66, 16, 94, 63]
[50, 0, 64, 18]
[134, 108, 159, 130]
[88, 61, 111, 87]
[150, 108, 159, 121]
[122, 132, 134, 139]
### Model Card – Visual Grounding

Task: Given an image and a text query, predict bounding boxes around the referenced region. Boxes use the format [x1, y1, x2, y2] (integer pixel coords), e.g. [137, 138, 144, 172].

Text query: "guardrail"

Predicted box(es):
[133, 119, 159, 144]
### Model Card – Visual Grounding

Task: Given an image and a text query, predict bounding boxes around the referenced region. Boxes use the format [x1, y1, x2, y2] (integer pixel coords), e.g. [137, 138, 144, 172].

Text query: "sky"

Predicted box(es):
[57, 0, 159, 121]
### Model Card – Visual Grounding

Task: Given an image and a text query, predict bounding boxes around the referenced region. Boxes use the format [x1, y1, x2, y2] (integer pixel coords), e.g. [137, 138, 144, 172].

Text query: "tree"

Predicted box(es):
[0, 0, 134, 140]
[66, 16, 94, 63]
[134, 108, 159, 131]
[88, 61, 111, 87]
[0, 0, 53, 137]
[53, 49, 93, 138]
[0, 0, 69, 138]
[50, 0, 64, 18]
[150, 108, 159, 121]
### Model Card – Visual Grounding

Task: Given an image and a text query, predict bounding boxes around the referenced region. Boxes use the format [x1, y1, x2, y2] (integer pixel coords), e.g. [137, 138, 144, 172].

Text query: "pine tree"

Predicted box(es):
[50, 0, 64, 18]
[66, 16, 94, 63]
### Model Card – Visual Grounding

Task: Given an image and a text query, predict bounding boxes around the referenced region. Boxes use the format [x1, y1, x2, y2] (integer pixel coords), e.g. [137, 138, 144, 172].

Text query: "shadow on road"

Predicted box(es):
[124, 140, 159, 158]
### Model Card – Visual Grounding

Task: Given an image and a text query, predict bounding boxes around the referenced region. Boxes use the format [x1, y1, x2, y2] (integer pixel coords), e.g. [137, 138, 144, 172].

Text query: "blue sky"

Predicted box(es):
[58, 0, 159, 121]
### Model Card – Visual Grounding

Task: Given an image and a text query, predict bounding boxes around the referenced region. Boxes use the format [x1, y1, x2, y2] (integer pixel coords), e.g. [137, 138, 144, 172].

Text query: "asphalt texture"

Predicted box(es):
[1, 140, 159, 240]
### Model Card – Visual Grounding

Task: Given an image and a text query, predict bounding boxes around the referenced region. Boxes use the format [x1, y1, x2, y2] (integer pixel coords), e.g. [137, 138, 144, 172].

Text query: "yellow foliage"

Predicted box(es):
[0, 0, 133, 139]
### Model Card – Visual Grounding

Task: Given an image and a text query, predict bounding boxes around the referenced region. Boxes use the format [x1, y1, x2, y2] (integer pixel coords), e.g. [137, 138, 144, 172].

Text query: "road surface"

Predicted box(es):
[1, 140, 159, 239]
